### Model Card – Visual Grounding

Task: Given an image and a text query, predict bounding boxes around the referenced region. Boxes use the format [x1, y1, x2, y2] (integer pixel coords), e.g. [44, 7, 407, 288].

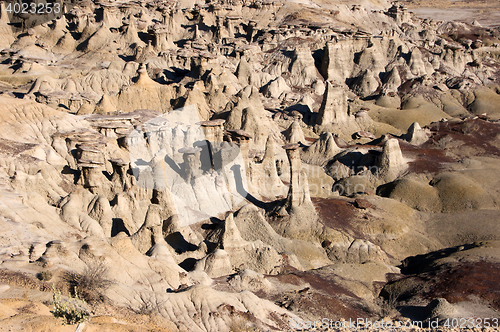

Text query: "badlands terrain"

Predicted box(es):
[0, 0, 499, 330]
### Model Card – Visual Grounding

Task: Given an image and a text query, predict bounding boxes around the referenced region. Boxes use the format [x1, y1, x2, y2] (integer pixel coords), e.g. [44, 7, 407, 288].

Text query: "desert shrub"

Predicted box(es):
[131, 298, 157, 315]
[377, 291, 400, 318]
[129, 295, 167, 316]
[51, 286, 90, 325]
[135, 300, 155, 315]
[36, 270, 53, 281]
[62, 262, 114, 304]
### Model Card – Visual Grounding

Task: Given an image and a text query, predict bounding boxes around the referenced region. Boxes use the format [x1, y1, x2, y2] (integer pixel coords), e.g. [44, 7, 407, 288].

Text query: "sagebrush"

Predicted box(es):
[62, 262, 114, 303]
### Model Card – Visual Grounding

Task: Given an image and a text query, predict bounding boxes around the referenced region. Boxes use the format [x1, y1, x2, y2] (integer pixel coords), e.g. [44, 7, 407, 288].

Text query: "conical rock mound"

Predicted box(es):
[302, 132, 341, 166]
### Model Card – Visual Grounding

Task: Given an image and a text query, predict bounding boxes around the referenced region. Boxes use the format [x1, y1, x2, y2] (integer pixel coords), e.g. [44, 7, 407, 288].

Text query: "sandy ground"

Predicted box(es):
[406, 0, 500, 27]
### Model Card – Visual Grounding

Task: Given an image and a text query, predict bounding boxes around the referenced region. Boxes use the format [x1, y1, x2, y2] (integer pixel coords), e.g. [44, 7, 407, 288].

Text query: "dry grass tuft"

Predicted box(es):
[230, 317, 257, 332]
[62, 262, 114, 304]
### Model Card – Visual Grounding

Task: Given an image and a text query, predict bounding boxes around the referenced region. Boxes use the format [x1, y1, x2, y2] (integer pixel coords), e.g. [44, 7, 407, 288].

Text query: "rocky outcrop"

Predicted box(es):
[203, 212, 285, 275]
[261, 76, 291, 99]
[282, 143, 312, 212]
[321, 38, 370, 85]
[3, 1, 500, 331]
[241, 106, 270, 150]
[94, 94, 117, 115]
[116, 64, 176, 113]
[285, 120, 305, 144]
[314, 82, 359, 139]
[408, 47, 428, 77]
[382, 66, 402, 93]
[352, 68, 380, 98]
[326, 239, 390, 264]
[225, 86, 278, 150]
[272, 143, 324, 242]
[289, 46, 322, 87]
[403, 122, 429, 145]
[247, 136, 287, 199]
[302, 132, 342, 166]
[0, 2, 15, 49]
[316, 83, 349, 127]
[376, 138, 408, 182]
[131, 204, 164, 254]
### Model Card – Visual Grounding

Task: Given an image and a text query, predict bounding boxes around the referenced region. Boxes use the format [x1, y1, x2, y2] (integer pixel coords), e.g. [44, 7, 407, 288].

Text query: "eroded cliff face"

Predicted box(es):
[0, 0, 500, 330]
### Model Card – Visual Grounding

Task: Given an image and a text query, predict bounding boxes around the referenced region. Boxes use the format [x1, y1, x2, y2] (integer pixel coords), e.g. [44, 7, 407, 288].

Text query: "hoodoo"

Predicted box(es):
[0, 0, 500, 330]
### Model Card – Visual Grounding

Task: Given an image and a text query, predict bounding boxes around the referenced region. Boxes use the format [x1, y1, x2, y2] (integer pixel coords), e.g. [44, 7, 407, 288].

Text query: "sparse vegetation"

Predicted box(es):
[62, 262, 114, 304]
[377, 291, 400, 318]
[230, 317, 257, 332]
[36, 270, 53, 281]
[132, 298, 155, 315]
[129, 295, 168, 317]
[135, 299, 155, 316]
[0, 269, 51, 291]
[1, 0, 500, 331]
[51, 286, 90, 325]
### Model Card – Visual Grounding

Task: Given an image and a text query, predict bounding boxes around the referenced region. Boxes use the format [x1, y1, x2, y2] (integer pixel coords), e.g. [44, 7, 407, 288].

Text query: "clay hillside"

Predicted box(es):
[0, 0, 499, 331]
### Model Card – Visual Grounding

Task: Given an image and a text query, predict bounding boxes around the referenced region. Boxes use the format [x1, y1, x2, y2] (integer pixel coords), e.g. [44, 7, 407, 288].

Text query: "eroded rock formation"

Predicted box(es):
[1, 0, 500, 330]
